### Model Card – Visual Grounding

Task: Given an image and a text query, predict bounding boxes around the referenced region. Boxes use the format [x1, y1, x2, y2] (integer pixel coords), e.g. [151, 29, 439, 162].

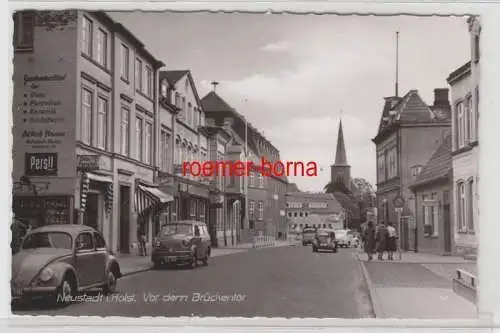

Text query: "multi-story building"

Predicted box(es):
[285, 192, 343, 228]
[154, 70, 234, 247]
[11, 10, 175, 254]
[445, 16, 480, 258]
[372, 88, 451, 251]
[201, 90, 288, 242]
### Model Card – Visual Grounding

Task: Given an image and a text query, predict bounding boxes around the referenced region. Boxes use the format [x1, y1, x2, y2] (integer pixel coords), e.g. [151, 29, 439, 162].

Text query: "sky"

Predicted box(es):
[109, 12, 470, 192]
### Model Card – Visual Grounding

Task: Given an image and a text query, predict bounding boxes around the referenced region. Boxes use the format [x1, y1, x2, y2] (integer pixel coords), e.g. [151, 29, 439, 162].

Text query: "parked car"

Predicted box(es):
[11, 224, 122, 306]
[335, 229, 355, 248]
[302, 227, 316, 246]
[152, 220, 211, 269]
[312, 229, 338, 253]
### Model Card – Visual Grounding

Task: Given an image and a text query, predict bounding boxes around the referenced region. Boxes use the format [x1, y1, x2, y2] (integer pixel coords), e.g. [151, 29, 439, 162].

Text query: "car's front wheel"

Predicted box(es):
[55, 274, 75, 307]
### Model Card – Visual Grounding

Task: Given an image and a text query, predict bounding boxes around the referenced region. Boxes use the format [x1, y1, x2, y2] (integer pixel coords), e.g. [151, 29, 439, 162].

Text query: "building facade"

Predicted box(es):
[445, 16, 480, 258]
[11, 10, 175, 254]
[409, 135, 453, 255]
[201, 91, 288, 241]
[285, 192, 343, 231]
[372, 88, 451, 251]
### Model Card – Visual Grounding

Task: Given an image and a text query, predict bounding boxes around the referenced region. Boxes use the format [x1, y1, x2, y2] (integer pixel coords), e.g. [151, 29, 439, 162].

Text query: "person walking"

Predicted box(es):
[386, 221, 397, 260]
[376, 221, 388, 260]
[362, 221, 376, 261]
[137, 223, 147, 256]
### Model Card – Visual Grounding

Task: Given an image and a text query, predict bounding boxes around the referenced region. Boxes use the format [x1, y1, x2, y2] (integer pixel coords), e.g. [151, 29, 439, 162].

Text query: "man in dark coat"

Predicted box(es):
[362, 221, 375, 260]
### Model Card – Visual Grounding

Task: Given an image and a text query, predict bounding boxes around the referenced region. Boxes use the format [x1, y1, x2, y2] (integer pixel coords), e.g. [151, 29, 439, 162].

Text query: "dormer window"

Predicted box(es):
[389, 110, 397, 116]
[382, 116, 390, 122]
[411, 165, 423, 178]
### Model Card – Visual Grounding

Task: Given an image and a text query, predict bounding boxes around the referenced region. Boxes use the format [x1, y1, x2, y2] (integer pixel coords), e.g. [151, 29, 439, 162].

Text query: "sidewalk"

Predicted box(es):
[357, 251, 477, 319]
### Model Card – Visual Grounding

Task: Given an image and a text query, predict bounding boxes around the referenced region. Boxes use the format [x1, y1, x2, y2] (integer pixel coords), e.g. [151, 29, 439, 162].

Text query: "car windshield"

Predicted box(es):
[336, 231, 347, 237]
[22, 232, 72, 250]
[161, 224, 193, 236]
[303, 229, 315, 234]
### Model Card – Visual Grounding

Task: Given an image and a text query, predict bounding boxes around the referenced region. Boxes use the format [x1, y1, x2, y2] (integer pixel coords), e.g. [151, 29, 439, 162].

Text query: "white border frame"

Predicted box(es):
[3, 1, 499, 332]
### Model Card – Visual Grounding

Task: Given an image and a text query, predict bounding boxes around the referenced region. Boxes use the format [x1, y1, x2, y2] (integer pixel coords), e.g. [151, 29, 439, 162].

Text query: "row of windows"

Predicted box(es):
[290, 223, 335, 230]
[377, 147, 398, 183]
[454, 87, 479, 150]
[287, 211, 309, 218]
[249, 171, 266, 188]
[81, 16, 108, 68]
[248, 200, 264, 220]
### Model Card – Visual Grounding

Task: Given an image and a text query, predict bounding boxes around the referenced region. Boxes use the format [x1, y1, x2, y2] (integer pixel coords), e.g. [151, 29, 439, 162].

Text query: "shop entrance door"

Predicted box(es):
[119, 186, 130, 254]
[83, 192, 99, 231]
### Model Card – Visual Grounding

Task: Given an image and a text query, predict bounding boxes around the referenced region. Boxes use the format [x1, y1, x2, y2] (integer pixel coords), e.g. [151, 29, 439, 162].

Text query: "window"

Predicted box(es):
[94, 232, 106, 249]
[287, 212, 292, 217]
[161, 82, 168, 98]
[474, 34, 480, 62]
[194, 108, 199, 129]
[387, 148, 398, 179]
[299, 212, 303, 217]
[182, 97, 186, 113]
[199, 202, 205, 223]
[13, 11, 34, 51]
[377, 154, 385, 182]
[81, 16, 93, 56]
[456, 101, 466, 148]
[145, 122, 153, 164]
[249, 201, 255, 220]
[465, 95, 473, 143]
[145, 66, 153, 97]
[190, 201, 197, 218]
[135, 58, 143, 91]
[187, 103, 192, 126]
[96, 29, 108, 67]
[81, 88, 93, 145]
[250, 171, 255, 187]
[136, 117, 143, 161]
[120, 105, 130, 156]
[457, 182, 467, 232]
[96, 96, 108, 150]
[175, 93, 180, 108]
[121, 44, 130, 80]
[258, 173, 264, 188]
[200, 112, 205, 126]
[76, 233, 94, 251]
[160, 130, 170, 171]
[475, 86, 479, 139]
[468, 178, 475, 232]
[258, 201, 264, 220]
[411, 165, 423, 178]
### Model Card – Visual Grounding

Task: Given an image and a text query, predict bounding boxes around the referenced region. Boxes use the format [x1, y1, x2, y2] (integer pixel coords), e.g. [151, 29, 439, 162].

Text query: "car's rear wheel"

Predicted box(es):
[103, 271, 117, 294]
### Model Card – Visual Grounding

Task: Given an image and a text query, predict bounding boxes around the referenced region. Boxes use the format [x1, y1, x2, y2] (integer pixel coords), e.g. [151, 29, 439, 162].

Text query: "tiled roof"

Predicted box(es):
[160, 70, 189, 85]
[412, 135, 452, 188]
[376, 90, 450, 137]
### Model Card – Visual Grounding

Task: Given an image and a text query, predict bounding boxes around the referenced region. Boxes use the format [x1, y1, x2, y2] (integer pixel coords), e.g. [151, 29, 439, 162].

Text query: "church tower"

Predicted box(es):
[330, 119, 351, 191]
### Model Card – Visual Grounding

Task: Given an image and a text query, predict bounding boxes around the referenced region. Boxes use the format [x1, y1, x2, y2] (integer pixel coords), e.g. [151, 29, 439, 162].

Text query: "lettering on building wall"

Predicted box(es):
[18, 73, 68, 150]
[25, 152, 58, 176]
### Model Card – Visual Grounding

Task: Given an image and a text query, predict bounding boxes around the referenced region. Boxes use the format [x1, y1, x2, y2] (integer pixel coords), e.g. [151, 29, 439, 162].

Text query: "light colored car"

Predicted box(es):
[152, 220, 211, 269]
[335, 229, 355, 248]
[11, 224, 122, 305]
[301, 228, 316, 246]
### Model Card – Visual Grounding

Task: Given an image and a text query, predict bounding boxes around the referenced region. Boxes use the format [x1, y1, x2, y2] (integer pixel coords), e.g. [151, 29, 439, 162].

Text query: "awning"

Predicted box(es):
[134, 184, 174, 220]
[138, 185, 174, 204]
[86, 172, 113, 183]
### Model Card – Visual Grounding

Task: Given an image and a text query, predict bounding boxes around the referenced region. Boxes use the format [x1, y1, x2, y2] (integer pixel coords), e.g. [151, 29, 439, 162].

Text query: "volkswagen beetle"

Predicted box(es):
[11, 224, 121, 306]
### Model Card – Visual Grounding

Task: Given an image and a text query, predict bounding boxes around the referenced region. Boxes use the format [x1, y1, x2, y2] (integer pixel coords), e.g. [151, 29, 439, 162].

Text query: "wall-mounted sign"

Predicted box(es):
[393, 196, 405, 208]
[25, 152, 58, 176]
[77, 154, 100, 171]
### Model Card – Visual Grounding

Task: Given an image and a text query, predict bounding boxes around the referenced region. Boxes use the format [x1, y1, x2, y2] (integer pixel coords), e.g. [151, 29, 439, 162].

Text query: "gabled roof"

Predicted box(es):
[411, 135, 452, 189]
[160, 70, 189, 86]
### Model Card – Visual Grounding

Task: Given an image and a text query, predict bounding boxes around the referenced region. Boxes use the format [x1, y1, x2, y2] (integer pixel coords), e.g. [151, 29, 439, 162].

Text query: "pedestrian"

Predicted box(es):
[137, 223, 147, 256]
[362, 221, 375, 261]
[386, 221, 397, 260]
[376, 221, 388, 260]
[11, 217, 29, 255]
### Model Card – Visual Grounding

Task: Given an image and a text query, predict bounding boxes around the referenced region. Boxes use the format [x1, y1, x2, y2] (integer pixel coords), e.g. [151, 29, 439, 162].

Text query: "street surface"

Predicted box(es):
[13, 246, 374, 318]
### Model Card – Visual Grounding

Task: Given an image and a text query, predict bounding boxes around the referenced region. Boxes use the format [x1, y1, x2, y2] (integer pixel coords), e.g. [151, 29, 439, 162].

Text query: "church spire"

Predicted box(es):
[334, 119, 348, 166]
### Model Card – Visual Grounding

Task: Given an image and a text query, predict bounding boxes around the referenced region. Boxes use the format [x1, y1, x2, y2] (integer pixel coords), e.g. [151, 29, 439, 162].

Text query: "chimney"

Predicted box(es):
[433, 88, 450, 107]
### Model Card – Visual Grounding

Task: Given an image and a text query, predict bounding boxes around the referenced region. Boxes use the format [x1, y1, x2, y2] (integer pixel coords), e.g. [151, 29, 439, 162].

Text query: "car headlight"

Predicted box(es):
[38, 267, 54, 282]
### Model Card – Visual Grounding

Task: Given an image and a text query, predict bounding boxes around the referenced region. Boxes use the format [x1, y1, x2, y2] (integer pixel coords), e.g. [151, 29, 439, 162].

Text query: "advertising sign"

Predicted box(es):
[77, 155, 100, 171]
[12, 16, 78, 195]
[25, 152, 58, 176]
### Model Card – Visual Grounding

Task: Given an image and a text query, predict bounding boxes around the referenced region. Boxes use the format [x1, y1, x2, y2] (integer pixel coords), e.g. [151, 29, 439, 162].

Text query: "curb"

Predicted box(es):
[355, 252, 383, 318]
